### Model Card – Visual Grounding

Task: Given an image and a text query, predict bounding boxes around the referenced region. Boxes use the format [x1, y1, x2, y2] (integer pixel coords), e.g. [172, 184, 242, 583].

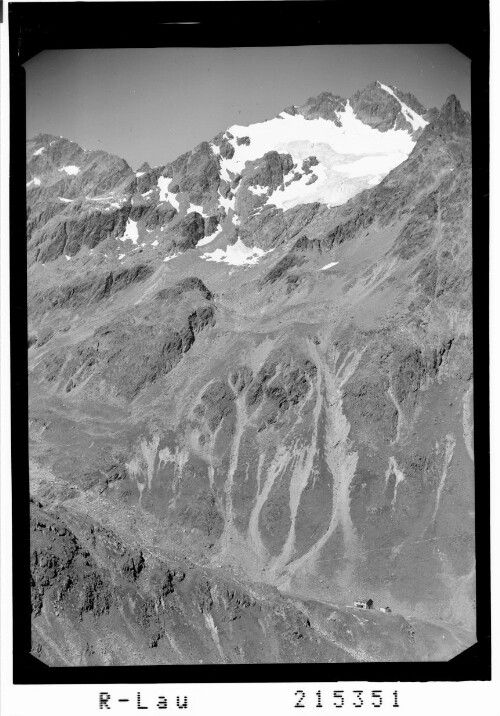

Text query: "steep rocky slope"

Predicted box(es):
[33, 496, 458, 665]
[27, 84, 474, 665]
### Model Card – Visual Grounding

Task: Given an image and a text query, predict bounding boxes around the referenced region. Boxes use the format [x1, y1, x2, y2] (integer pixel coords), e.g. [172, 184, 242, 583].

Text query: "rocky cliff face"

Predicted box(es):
[27, 83, 474, 665]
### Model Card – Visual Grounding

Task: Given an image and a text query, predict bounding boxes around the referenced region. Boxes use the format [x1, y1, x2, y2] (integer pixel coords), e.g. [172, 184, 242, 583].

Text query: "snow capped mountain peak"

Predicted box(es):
[376, 81, 428, 132]
[206, 85, 426, 217]
[25, 82, 440, 270]
[348, 80, 428, 137]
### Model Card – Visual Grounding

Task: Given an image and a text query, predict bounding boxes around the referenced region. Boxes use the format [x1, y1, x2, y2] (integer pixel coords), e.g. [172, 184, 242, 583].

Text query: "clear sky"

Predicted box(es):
[25, 45, 471, 171]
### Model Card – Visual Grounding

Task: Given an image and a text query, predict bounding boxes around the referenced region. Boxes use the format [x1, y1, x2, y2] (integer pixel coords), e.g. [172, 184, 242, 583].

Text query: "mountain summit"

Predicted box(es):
[27, 84, 474, 666]
[26, 82, 432, 270]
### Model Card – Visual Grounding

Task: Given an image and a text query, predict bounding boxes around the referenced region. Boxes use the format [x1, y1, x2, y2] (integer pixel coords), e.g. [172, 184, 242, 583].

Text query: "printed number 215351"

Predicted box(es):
[294, 690, 400, 709]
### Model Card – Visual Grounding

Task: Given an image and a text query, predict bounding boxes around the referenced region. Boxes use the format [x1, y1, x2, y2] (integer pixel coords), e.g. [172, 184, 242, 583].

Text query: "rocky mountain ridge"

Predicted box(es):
[26, 81, 435, 269]
[27, 82, 474, 665]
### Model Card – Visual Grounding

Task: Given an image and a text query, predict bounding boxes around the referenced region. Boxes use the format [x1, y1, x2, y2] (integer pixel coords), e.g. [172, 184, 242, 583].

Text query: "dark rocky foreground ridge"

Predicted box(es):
[27, 84, 474, 664]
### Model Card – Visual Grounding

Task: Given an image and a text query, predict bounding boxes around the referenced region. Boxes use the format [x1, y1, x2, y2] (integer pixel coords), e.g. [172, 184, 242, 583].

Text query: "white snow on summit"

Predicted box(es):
[214, 97, 426, 213]
[200, 238, 273, 266]
[377, 82, 428, 132]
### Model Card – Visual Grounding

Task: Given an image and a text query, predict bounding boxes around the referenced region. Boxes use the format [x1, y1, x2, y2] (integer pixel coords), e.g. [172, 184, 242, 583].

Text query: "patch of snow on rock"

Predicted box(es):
[26, 177, 41, 187]
[319, 261, 339, 271]
[248, 185, 268, 196]
[136, 171, 146, 177]
[197, 225, 222, 247]
[187, 203, 207, 218]
[119, 218, 139, 244]
[158, 176, 179, 211]
[218, 190, 235, 215]
[118, 253, 126, 260]
[200, 238, 273, 266]
[163, 252, 180, 263]
[151, 240, 159, 247]
[64, 255, 71, 261]
[377, 82, 428, 132]
[33, 147, 45, 156]
[60, 165, 80, 176]
[58, 197, 73, 203]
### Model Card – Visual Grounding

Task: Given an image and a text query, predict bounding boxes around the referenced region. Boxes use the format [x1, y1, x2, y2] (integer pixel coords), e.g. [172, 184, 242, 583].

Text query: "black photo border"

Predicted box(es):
[9, 0, 491, 685]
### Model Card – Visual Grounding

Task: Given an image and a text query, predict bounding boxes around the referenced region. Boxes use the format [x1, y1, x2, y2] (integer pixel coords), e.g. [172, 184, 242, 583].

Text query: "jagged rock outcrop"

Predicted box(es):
[301, 92, 347, 123]
[350, 81, 426, 136]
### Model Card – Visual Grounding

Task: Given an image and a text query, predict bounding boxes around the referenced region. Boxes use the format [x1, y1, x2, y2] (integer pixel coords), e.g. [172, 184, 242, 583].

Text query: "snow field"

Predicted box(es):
[200, 237, 273, 266]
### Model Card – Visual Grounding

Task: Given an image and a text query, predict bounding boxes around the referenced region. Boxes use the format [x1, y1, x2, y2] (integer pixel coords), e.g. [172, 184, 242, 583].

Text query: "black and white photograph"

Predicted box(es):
[3, 1, 492, 704]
